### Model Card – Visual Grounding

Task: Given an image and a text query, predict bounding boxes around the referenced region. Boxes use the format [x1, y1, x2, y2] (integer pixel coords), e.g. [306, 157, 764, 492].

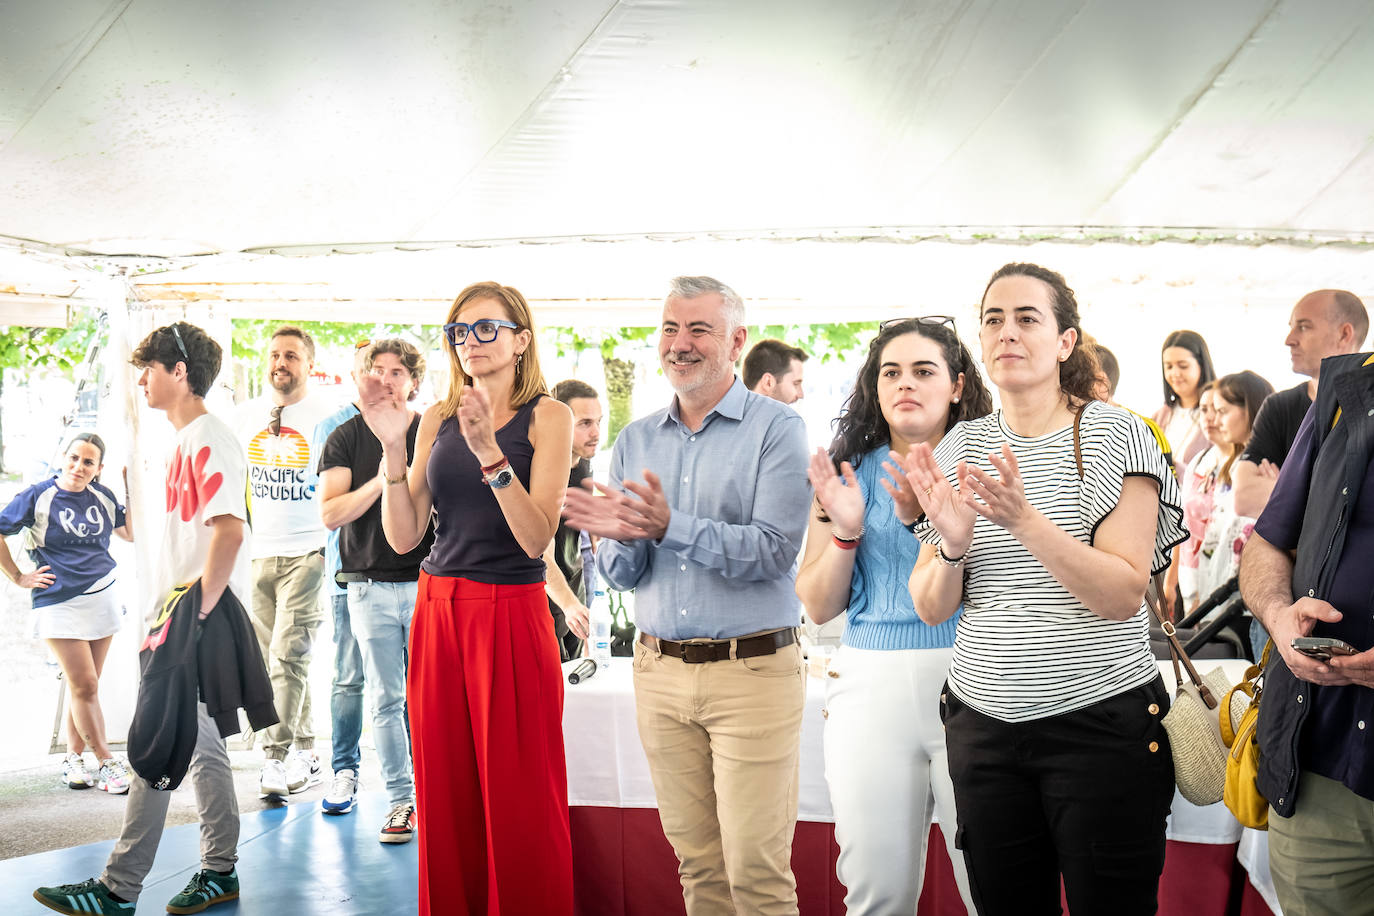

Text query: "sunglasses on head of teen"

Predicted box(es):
[171, 325, 191, 366]
[443, 319, 520, 347]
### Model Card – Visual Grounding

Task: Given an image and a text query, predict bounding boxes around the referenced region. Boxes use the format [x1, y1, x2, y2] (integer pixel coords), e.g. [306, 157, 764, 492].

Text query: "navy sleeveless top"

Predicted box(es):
[421, 395, 545, 585]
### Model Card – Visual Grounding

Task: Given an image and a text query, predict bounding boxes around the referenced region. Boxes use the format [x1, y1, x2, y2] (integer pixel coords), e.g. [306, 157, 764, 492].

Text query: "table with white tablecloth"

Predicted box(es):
[562, 656, 1281, 915]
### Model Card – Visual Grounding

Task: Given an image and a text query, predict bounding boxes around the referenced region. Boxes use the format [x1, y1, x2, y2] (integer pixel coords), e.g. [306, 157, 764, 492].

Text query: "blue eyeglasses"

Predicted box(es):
[443, 319, 520, 347]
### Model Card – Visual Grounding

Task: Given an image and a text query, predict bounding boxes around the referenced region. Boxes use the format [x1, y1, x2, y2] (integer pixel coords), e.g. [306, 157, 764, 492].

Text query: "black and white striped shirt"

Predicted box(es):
[915, 401, 1187, 722]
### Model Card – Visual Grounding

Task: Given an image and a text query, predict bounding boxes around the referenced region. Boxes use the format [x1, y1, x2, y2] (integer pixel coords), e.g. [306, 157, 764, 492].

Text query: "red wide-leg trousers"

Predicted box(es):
[409, 572, 573, 915]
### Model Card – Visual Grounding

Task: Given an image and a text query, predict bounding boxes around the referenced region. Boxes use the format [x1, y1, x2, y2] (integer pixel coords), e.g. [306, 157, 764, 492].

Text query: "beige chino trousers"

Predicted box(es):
[632, 634, 806, 916]
[249, 551, 324, 758]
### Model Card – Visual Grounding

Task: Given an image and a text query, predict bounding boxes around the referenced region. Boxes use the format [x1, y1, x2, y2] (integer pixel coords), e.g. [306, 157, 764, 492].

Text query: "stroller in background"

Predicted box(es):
[1149, 575, 1259, 662]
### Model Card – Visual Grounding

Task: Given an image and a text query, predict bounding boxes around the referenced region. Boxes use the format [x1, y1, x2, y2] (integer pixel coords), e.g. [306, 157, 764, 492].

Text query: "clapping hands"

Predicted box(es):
[805, 449, 864, 538]
[357, 373, 409, 450]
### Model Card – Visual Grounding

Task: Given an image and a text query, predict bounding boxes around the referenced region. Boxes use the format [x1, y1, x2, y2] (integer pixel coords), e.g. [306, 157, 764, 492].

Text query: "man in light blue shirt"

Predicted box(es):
[310, 342, 366, 816]
[563, 276, 811, 916]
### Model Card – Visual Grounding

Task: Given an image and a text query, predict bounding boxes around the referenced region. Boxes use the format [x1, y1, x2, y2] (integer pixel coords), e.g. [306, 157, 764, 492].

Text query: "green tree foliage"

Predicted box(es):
[0, 311, 101, 472]
[231, 319, 441, 400]
[546, 327, 655, 447]
[745, 321, 872, 364]
[544, 321, 872, 447]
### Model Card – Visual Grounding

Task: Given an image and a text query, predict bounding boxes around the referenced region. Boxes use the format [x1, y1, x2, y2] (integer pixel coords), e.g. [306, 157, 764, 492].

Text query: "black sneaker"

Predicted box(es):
[33, 878, 135, 914]
[165, 868, 239, 914]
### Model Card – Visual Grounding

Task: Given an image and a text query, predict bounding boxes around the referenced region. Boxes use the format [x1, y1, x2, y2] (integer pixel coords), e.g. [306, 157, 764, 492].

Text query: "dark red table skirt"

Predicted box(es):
[570, 806, 1276, 916]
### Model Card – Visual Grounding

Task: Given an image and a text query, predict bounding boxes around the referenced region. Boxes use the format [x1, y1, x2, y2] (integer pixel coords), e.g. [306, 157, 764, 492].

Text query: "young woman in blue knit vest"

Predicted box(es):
[796, 317, 991, 914]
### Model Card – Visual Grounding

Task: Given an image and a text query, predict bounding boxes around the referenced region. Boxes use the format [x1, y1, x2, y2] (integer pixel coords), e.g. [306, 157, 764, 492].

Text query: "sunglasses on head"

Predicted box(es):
[879, 315, 958, 332]
[170, 325, 191, 366]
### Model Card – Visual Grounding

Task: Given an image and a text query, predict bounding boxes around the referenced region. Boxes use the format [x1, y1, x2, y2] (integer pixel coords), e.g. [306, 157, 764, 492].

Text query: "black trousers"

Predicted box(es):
[941, 678, 1175, 916]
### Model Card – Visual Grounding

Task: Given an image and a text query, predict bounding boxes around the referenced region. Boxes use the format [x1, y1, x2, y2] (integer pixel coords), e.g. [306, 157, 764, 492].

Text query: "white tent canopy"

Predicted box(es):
[2, 0, 1373, 322]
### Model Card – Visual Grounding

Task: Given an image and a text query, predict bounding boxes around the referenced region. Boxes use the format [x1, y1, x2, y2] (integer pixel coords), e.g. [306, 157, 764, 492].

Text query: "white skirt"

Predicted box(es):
[32, 571, 123, 641]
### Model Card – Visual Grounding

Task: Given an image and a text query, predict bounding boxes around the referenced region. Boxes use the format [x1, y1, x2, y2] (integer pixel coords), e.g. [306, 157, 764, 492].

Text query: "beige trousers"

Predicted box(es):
[632, 635, 805, 916]
[249, 551, 324, 758]
[102, 703, 238, 900]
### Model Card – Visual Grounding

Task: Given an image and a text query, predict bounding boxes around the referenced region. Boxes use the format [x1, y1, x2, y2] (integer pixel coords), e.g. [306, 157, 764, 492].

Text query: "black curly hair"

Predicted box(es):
[829, 319, 993, 468]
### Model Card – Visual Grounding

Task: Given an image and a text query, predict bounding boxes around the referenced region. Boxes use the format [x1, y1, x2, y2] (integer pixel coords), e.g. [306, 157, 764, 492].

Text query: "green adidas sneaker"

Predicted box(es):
[165, 868, 239, 914]
[32, 878, 135, 914]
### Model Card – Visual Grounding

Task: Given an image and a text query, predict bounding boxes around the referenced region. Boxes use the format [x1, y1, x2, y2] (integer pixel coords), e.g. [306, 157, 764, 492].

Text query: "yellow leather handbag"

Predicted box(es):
[1219, 642, 1270, 830]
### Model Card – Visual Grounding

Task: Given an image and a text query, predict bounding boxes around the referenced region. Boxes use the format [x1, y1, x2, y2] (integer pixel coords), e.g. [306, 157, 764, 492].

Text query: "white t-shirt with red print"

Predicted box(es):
[150, 412, 251, 628]
[235, 391, 335, 559]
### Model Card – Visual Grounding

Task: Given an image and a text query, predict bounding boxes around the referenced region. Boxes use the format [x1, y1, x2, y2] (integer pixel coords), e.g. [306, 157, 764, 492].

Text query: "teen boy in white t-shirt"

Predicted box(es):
[34, 321, 251, 916]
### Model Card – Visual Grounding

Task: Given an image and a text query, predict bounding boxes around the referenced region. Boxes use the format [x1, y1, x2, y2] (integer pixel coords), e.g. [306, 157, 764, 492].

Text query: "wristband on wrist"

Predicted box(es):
[831, 525, 864, 551]
[482, 457, 514, 488]
[904, 518, 921, 534]
[936, 544, 965, 567]
[379, 461, 407, 486]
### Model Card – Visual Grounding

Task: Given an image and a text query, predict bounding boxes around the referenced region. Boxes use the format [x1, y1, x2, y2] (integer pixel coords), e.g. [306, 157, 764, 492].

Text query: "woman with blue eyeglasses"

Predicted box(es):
[796, 317, 991, 915]
[357, 283, 574, 915]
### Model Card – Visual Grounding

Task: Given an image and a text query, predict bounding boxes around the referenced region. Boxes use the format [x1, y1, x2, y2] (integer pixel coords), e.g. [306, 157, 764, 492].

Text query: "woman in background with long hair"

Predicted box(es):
[1194, 371, 1274, 653]
[1152, 329, 1216, 477]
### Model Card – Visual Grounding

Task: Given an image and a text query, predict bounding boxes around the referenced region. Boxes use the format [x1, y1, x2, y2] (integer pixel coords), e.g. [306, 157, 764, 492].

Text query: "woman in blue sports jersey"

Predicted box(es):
[0, 432, 133, 793]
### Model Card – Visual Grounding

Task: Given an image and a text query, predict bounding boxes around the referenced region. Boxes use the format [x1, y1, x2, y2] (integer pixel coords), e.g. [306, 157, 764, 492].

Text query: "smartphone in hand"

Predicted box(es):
[1291, 636, 1359, 662]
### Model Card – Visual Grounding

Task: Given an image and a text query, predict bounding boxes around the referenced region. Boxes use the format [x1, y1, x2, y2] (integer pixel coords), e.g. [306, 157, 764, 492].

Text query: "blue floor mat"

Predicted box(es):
[2, 791, 418, 915]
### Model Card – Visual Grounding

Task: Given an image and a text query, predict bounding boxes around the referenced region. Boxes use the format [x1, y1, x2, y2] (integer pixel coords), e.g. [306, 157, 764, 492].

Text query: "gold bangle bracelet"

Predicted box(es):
[382, 468, 407, 486]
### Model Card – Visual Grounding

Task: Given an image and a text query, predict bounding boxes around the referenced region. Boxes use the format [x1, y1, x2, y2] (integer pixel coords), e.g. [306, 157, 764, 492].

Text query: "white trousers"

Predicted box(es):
[822, 645, 973, 915]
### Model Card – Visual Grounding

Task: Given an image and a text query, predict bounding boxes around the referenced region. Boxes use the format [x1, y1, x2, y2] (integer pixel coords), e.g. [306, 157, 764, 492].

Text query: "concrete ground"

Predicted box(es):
[0, 744, 390, 862]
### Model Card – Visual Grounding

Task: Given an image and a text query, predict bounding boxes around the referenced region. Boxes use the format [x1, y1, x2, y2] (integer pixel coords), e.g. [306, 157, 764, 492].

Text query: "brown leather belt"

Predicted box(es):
[639, 628, 796, 664]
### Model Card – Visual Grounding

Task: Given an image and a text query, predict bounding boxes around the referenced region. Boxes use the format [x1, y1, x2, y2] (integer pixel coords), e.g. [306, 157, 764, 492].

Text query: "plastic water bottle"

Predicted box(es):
[590, 589, 613, 668]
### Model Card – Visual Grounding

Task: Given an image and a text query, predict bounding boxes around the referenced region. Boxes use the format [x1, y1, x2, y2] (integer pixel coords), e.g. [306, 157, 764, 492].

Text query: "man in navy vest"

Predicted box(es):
[1240, 335, 1374, 915]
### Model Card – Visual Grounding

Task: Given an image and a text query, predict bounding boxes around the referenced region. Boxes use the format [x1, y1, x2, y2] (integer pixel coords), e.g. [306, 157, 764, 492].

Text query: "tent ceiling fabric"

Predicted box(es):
[3, 0, 1374, 260]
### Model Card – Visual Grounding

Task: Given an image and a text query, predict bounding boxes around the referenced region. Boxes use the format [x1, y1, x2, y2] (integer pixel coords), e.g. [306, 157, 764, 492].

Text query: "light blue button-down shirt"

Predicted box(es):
[597, 377, 811, 640]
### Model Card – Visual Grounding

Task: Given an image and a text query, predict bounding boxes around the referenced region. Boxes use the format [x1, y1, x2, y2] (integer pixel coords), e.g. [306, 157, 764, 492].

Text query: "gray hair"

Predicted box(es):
[667, 276, 746, 332]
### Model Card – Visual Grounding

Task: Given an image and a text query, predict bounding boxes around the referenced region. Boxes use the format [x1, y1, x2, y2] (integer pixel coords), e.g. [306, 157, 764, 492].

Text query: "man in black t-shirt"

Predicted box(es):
[1233, 290, 1368, 518]
[545, 379, 603, 660]
[318, 339, 435, 846]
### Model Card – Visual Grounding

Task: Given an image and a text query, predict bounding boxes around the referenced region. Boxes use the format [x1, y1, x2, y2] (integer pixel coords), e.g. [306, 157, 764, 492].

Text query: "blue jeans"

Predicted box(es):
[348, 579, 416, 805]
[330, 592, 365, 774]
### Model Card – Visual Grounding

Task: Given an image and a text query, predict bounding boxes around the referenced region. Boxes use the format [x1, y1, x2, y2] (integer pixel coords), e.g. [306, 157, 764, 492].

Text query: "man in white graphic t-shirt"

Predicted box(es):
[236, 326, 335, 798]
[34, 321, 254, 915]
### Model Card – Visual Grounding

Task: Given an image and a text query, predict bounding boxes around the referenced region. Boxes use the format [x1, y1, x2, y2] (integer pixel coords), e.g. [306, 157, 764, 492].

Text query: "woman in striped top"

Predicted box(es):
[905, 263, 1187, 916]
[797, 317, 991, 914]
